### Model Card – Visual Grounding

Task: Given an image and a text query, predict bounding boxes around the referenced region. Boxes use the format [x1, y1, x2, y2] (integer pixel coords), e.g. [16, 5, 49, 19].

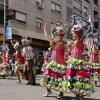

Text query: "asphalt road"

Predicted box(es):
[0, 75, 100, 100]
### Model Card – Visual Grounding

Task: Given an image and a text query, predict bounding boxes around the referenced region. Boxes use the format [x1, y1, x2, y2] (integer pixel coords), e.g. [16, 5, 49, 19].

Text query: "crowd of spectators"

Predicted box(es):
[33, 55, 44, 74]
[7, 54, 44, 75]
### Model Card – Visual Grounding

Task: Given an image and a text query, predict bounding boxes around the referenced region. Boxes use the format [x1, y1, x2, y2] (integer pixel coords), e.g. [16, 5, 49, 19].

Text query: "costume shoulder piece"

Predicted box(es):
[26, 46, 34, 60]
[21, 35, 34, 60]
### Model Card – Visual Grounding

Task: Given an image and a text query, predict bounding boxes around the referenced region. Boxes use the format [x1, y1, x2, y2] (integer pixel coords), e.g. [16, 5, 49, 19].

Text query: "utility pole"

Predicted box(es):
[3, 0, 6, 50]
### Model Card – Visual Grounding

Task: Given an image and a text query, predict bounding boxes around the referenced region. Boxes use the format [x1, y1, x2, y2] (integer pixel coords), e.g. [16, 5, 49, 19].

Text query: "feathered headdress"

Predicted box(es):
[21, 35, 32, 45]
[65, 15, 84, 39]
[11, 40, 20, 49]
[71, 24, 83, 37]
[70, 15, 83, 37]
[51, 22, 67, 38]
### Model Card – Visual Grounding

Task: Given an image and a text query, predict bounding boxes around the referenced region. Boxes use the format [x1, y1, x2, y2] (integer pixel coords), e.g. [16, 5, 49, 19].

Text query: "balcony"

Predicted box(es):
[94, 0, 99, 6]
[6, 9, 26, 24]
[66, 0, 72, 5]
[85, 0, 90, 3]
[73, 6, 82, 16]
[73, 6, 82, 13]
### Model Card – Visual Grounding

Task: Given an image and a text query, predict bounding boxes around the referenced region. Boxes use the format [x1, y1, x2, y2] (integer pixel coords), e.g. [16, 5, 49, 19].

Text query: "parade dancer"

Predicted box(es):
[11, 40, 25, 83]
[84, 15, 100, 86]
[40, 22, 68, 99]
[0, 44, 11, 78]
[42, 50, 50, 72]
[21, 36, 36, 85]
[65, 15, 94, 100]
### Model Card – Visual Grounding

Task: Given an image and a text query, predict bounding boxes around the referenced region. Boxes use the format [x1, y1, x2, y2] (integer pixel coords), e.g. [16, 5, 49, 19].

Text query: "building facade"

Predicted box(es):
[0, 0, 100, 55]
[72, 0, 100, 30]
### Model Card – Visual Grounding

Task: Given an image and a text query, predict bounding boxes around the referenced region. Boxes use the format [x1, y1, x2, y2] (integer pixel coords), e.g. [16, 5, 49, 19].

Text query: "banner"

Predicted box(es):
[5, 26, 12, 39]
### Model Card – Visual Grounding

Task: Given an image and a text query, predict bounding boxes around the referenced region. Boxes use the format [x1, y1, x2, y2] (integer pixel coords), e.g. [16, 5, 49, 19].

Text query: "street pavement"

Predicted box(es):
[0, 75, 100, 100]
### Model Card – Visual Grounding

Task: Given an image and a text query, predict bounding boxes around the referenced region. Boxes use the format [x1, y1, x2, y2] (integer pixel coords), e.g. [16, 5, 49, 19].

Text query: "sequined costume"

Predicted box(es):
[0, 51, 11, 76]
[40, 41, 67, 91]
[21, 36, 36, 85]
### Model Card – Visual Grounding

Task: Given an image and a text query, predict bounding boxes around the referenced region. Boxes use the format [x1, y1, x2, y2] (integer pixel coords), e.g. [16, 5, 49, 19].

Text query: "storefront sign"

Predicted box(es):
[12, 29, 19, 34]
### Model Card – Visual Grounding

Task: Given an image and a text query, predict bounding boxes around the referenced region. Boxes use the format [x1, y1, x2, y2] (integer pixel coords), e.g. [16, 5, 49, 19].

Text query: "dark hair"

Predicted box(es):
[98, 45, 100, 50]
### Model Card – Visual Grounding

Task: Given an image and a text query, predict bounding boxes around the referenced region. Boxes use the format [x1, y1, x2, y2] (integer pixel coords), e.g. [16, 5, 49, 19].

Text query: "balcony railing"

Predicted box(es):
[85, 0, 90, 3]
[66, 0, 72, 5]
[94, 3, 99, 6]
[73, 6, 82, 16]
[73, 6, 82, 13]
[94, 0, 99, 6]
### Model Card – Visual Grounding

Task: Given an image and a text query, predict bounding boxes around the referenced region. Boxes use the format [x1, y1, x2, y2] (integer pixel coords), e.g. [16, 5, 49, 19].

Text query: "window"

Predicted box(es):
[0, 10, 4, 24]
[7, 11, 15, 21]
[66, 0, 72, 5]
[51, 2, 61, 13]
[94, 0, 98, 5]
[6, 10, 26, 24]
[85, 0, 90, 3]
[36, 0, 43, 3]
[15, 11, 26, 23]
[84, 6, 88, 17]
[73, 0, 82, 15]
[94, 22, 99, 29]
[66, 6, 72, 21]
[94, 8, 98, 19]
[73, 0, 82, 10]
[36, 18, 43, 28]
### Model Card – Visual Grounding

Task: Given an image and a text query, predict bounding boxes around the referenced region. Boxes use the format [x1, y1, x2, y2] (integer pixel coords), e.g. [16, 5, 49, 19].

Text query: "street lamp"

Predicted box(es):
[3, 0, 6, 50]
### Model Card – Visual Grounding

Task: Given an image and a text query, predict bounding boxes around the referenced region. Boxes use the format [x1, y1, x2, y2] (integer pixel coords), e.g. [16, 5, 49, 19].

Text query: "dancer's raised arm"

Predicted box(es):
[44, 22, 55, 42]
[88, 15, 93, 32]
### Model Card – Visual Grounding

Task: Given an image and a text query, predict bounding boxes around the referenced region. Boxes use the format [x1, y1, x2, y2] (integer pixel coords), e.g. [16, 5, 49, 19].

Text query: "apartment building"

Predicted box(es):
[72, 0, 100, 29]
[0, 0, 70, 55]
[0, 0, 100, 55]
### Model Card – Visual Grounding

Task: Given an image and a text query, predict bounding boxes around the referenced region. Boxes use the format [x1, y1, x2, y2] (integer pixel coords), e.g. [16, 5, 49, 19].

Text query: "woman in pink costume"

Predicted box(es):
[0, 47, 11, 77]
[66, 15, 94, 100]
[71, 32, 84, 59]
[2, 52, 8, 63]
[42, 50, 50, 71]
[84, 15, 100, 86]
[89, 45, 99, 63]
[40, 22, 67, 99]
[67, 25, 85, 100]
[11, 41, 25, 83]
